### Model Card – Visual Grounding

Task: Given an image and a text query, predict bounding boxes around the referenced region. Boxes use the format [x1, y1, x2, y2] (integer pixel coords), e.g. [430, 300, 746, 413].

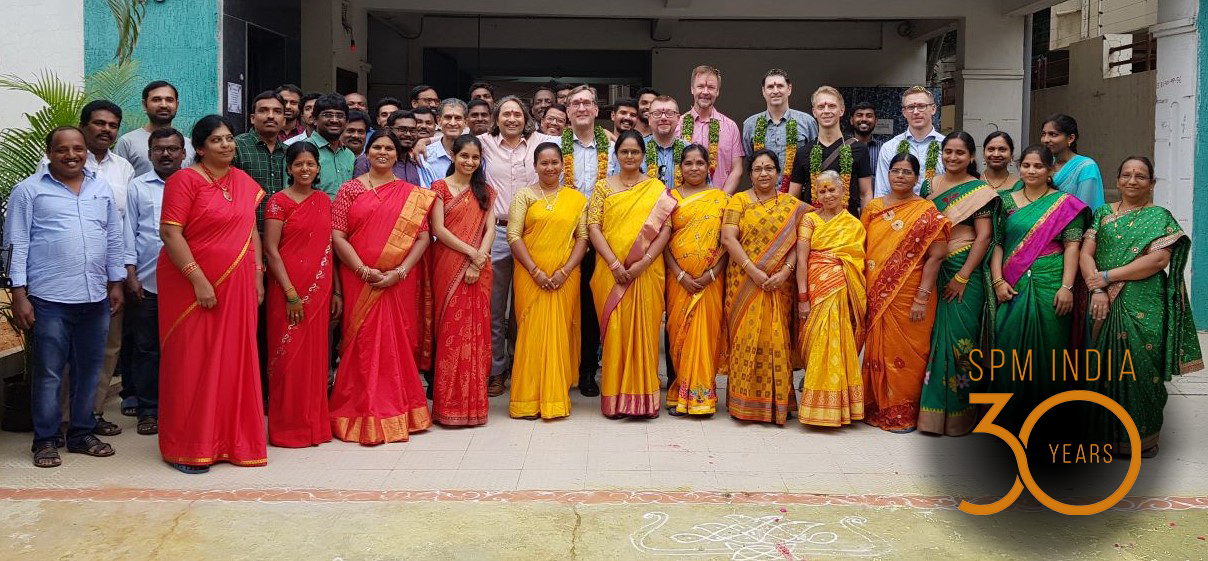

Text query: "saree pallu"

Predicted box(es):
[919, 180, 997, 436]
[990, 191, 1088, 427]
[665, 189, 727, 415]
[796, 212, 867, 427]
[721, 192, 805, 425]
[860, 198, 950, 432]
[1053, 154, 1105, 210]
[510, 188, 587, 419]
[431, 180, 495, 426]
[157, 168, 266, 467]
[1086, 205, 1203, 453]
[590, 178, 677, 418]
[330, 179, 435, 444]
[265, 191, 334, 448]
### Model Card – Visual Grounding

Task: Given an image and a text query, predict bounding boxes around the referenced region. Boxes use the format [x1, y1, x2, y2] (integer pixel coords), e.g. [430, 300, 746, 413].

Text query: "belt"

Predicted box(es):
[496, 219, 508, 227]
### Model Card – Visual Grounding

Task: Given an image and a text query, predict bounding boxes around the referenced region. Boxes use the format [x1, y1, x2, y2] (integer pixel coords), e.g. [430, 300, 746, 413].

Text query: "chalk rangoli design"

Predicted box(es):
[630, 511, 892, 559]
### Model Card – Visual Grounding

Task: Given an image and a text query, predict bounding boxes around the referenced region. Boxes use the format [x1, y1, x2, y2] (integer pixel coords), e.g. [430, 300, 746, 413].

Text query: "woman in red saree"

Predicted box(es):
[329, 130, 435, 444]
[430, 135, 496, 426]
[263, 142, 338, 448]
[158, 115, 267, 473]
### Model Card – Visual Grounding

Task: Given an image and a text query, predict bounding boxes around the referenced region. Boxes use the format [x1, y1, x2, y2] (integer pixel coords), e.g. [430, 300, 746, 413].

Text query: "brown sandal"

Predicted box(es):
[137, 417, 158, 435]
[33, 443, 62, 468]
[67, 435, 115, 457]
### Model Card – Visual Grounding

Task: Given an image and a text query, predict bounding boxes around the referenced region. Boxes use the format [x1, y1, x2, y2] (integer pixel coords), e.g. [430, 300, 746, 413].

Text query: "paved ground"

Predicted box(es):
[1, 334, 1206, 560]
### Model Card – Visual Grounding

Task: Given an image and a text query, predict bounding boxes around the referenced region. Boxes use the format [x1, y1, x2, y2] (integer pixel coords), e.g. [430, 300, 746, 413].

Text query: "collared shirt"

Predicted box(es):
[123, 171, 167, 293]
[478, 131, 559, 221]
[306, 131, 355, 199]
[352, 154, 423, 186]
[418, 139, 454, 187]
[640, 134, 680, 188]
[43, 151, 136, 217]
[5, 168, 125, 304]
[114, 127, 194, 177]
[283, 131, 309, 146]
[874, 128, 947, 197]
[232, 131, 288, 229]
[741, 108, 819, 186]
[278, 122, 305, 143]
[675, 107, 743, 187]
[570, 131, 617, 201]
[862, 137, 882, 175]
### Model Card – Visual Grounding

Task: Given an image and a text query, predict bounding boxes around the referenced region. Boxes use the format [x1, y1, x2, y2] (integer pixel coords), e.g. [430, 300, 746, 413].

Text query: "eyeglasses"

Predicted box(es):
[318, 111, 346, 120]
[1119, 174, 1151, 182]
[392, 126, 418, 135]
[751, 166, 778, 175]
[150, 146, 182, 155]
[901, 104, 933, 113]
[648, 110, 679, 118]
[569, 100, 595, 109]
[888, 169, 917, 177]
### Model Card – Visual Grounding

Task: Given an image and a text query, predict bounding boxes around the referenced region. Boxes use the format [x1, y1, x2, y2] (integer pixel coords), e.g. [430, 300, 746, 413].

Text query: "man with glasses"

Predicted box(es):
[305, 93, 355, 198]
[741, 69, 817, 193]
[642, 96, 684, 188]
[540, 103, 568, 136]
[874, 86, 944, 196]
[410, 84, 440, 109]
[353, 110, 423, 185]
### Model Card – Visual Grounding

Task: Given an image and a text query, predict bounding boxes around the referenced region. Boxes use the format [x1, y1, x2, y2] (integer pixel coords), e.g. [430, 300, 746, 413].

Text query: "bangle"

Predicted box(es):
[256, 264, 266, 273]
[396, 266, 408, 279]
[953, 273, 969, 285]
[676, 270, 686, 282]
[741, 258, 752, 270]
[917, 287, 932, 295]
[644, 253, 653, 263]
[286, 295, 301, 304]
[1060, 284, 1073, 292]
[609, 260, 622, 271]
[990, 277, 1003, 287]
[531, 264, 540, 276]
[1091, 288, 1105, 294]
[708, 269, 717, 282]
[797, 292, 809, 302]
[181, 261, 200, 277]
[1102, 270, 1110, 283]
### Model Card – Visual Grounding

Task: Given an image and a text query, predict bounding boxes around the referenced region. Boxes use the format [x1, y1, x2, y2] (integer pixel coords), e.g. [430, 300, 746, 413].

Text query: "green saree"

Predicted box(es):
[918, 179, 998, 436]
[1086, 205, 1203, 453]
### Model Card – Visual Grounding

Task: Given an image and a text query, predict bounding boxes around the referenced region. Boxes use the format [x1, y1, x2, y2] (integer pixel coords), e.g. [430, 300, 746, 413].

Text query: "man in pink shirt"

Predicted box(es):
[674, 65, 744, 193]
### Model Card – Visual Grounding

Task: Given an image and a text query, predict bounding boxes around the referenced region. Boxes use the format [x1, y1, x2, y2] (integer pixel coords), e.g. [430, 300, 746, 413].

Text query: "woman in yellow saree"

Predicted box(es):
[663, 144, 728, 416]
[507, 143, 589, 419]
[795, 170, 867, 427]
[588, 130, 677, 418]
[720, 149, 805, 425]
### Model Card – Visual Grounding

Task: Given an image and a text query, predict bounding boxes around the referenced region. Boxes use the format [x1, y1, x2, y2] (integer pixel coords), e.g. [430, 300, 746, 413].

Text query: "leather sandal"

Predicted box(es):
[67, 435, 115, 457]
[33, 442, 62, 468]
[137, 417, 158, 435]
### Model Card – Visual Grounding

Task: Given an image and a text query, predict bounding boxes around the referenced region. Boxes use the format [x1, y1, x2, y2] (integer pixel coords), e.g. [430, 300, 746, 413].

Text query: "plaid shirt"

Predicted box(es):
[232, 131, 287, 230]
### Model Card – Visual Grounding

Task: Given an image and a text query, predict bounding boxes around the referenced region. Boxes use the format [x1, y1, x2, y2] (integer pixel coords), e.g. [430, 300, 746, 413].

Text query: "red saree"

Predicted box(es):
[329, 179, 435, 444]
[157, 167, 266, 467]
[430, 180, 495, 426]
[265, 191, 334, 448]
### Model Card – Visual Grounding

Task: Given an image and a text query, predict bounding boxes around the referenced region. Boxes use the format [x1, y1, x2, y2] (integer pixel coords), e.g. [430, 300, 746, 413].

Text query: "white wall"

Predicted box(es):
[0, 0, 84, 130]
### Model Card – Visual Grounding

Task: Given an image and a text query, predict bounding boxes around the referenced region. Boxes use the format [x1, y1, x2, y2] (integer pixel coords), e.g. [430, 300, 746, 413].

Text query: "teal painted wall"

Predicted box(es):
[84, 0, 220, 135]
[1195, 6, 1208, 329]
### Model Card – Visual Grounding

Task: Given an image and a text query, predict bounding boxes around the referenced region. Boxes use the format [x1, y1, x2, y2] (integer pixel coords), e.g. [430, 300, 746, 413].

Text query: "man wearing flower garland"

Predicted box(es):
[640, 96, 685, 189]
[563, 85, 616, 396]
[874, 86, 944, 196]
[741, 69, 818, 194]
[674, 65, 744, 194]
[787, 86, 872, 216]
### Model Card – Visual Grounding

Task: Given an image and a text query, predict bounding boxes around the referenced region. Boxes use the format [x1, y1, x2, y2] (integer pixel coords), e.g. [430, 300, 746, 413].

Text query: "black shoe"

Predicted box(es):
[92, 414, 122, 436]
[578, 373, 600, 397]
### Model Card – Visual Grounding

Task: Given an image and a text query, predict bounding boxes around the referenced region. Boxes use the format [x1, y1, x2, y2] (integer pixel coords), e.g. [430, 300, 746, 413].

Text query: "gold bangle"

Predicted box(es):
[742, 258, 752, 270]
[609, 260, 622, 271]
[990, 277, 1004, 287]
[676, 270, 686, 282]
[953, 273, 969, 285]
[916, 287, 932, 295]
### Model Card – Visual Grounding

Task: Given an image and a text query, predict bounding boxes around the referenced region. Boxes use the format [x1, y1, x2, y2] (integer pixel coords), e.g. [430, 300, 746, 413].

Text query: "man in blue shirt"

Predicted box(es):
[6, 127, 126, 467]
[641, 96, 685, 188]
[122, 127, 185, 435]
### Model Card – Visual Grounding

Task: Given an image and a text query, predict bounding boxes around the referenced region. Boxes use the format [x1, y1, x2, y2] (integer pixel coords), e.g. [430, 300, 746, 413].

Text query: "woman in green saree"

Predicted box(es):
[988, 145, 1088, 427]
[918, 131, 997, 436]
[1080, 156, 1202, 458]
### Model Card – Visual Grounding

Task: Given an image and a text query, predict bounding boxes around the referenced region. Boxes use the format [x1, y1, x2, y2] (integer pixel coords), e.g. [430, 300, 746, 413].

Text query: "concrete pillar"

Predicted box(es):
[954, 12, 1028, 150]
[300, 0, 335, 92]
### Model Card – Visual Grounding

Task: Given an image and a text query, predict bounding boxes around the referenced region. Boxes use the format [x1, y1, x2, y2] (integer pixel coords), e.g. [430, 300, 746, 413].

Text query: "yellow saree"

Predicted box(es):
[796, 211, 867, 427]
[722, 192, 805, 425]
[665, 188, 728, 415]
[589, 177, 677, 417]
[508, 186, 588, 419]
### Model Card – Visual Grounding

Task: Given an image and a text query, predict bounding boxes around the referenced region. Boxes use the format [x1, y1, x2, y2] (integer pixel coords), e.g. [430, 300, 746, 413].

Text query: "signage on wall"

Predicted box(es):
[226, 82, 243, 114]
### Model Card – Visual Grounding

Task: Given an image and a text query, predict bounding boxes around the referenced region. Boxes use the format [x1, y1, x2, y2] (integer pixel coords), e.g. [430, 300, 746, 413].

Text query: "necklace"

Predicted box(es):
[754, 190, 779, 209]
[1021, 187, 1046, 203]
[537, 185, 560, 211]
[984, 170, 1012, 190]
[1114, 201, 1148, 215]
[200, 164, 233, 202]
[619, 174, 643, 189]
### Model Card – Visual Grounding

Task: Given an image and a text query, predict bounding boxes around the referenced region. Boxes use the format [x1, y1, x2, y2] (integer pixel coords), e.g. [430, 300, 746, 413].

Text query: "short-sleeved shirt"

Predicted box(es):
[741, 108, 819, 186]
[675, 107, 743, 187]
[305, 132, 355, 199]
[789, 138, 873, 216]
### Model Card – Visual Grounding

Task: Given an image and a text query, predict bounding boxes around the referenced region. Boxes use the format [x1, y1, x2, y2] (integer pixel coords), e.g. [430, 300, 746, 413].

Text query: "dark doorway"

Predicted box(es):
[337, 68, 359, 95]
[247, 24, 288, 104]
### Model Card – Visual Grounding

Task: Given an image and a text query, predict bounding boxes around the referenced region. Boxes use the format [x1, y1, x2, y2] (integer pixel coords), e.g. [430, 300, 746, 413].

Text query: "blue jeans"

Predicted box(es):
[128, 293, 160, 419]
[30, 297, 109, 449]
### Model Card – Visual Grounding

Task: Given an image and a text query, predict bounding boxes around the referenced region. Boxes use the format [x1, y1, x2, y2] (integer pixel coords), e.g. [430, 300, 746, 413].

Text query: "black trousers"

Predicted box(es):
[578, 248, 600, 378]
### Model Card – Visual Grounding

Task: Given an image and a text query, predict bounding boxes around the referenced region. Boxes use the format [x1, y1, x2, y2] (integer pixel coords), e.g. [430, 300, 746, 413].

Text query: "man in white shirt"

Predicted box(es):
[874, 86, 946, 197]
[114, 81, 194, 175]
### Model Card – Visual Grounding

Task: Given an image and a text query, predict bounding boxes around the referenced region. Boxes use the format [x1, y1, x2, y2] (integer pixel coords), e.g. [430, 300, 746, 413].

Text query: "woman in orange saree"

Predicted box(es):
[329, 131, 435, 444]
[663, 144, 728, 416]
[720, 150, 804, 426]
[430, 135, 496, 427]
[588, 130, 676, 419]
[860, 153, 950, 433]
[158, 116, 267, 473]
[263, 142, 338, 448]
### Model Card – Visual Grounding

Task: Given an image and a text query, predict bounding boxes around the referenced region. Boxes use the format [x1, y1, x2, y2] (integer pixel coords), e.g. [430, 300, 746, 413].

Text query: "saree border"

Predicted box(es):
[598, 189, 678, 340]
[161, 229, 254, 344]
[725, 200, 805, 336]
[1002, 192, 1084, 285]
[864, 207, 946, 327]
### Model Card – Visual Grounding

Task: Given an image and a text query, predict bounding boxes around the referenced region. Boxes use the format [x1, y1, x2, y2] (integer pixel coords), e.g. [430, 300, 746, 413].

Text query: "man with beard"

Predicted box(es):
[275, 84, 305, 141]
[641, 96, 683, 189]
[540, 103, 567, 136]
[283, 92, 321, 146]
[304, 93, 355, 198]
[342, 110, 371, 156]
[410, 84, 440, 109]
[9, 126, 125, 467]
[373, 96, 403, 129]
[467, 99, 492, 136]
[788, 86, 873, 215]
[675, 66, 744, 193]
[530, 86, 555, 121]
[608, 97, 639, 141]
[634, 87, 659, 137]
[874, 86, 944, 196]
[344, 92, 368, 112]
[411, 106, 437, 139]
[555, 84, 572, 106]
[849, 101, 881, 170]
[233, 91, 288, 230]
[741, 69, 818, 192]
[419, 98, 467, 186]
[353, 110, 423, 184]
[115, 81, 194, 175]
[122, 127, 187, 436]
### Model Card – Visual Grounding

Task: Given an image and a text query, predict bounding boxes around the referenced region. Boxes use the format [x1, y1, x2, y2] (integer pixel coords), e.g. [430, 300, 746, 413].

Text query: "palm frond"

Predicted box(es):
[84, 60, 140, 108]
[107, 0, 149, 65]
[0, 72, 82, 109]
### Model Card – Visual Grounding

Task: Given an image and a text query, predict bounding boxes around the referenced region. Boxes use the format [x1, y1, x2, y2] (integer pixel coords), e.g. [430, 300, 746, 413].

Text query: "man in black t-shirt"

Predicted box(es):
[788, 86, 873, 216]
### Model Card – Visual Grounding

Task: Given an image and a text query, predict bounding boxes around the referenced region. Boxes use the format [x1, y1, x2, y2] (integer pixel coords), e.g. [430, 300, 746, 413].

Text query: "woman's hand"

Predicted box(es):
[1089, 291, 1110, 321]
[797, 300, 811, 321]
[611, 262, 631, 285]
[942, 278, 967, 303]
[330, 293, 343, 319]
[746, 265, 770, 288]
[464, 266, 481, 285]
[762, 268, 790, 291]
[193, 278, 218, 309]
[1085, 270, 1108, 291]
[370, 268, 403, 289]
[287, 299, 304, 326]
[678, 272, 704, 294]
[362, 267, 386, 285]
[1054, 285, 1074, 316]
[256, 275, 265, 305]
[994, 281, 1017, 303]
[549, 268, 568, 290]
[909, 299, 927, 322]
[470, 250, 489, 271]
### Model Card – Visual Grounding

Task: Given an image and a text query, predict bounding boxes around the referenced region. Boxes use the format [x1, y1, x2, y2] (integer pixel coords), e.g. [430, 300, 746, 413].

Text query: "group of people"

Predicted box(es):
[7, 66, 1200, 474]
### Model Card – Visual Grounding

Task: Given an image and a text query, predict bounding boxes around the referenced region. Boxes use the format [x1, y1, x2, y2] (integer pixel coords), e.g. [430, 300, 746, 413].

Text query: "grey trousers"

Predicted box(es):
[490, 224, 515, 378]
